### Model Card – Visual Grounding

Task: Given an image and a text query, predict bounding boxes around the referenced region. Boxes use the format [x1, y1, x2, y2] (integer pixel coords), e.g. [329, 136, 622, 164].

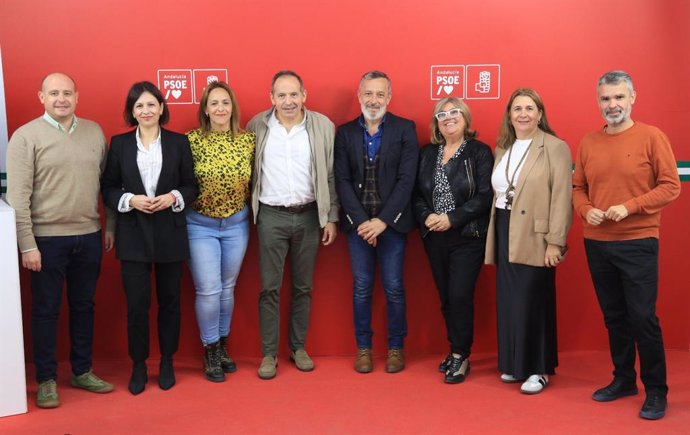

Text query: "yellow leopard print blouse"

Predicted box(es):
[187, 129, 256, 218]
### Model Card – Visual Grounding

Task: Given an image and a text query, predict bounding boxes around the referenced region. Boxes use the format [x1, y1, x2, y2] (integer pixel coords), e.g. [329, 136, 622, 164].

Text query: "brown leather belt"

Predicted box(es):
[262, 202, 317, 214]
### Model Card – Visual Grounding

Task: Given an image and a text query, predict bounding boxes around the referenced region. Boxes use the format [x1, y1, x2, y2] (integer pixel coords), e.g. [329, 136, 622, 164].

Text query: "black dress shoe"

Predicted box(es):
[159, 358, 176, 390]
[129, 362, 148, 395]
[639, 393, 667, 420]
[592, 378, 638, 402]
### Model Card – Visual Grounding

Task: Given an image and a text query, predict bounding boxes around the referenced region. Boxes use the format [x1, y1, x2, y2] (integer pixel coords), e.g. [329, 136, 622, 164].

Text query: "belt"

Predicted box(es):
[262, 202, 317, 214]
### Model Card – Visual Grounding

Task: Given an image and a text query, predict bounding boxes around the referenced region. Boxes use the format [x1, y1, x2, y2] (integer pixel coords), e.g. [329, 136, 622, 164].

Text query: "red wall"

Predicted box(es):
[1, 0, 688, 360]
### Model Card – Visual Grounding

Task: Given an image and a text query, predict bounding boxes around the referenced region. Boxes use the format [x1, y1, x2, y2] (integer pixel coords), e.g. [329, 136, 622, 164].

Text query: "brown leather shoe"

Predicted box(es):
[385, 348, 405, 373]
[354, 348, 373, 373]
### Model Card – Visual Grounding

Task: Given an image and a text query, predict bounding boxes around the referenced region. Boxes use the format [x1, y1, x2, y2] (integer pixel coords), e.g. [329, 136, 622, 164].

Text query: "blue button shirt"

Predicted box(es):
[358, 114, 387, 162]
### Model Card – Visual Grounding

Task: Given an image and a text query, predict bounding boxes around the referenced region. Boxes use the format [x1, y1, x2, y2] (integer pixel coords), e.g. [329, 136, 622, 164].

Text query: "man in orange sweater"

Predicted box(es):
[573, 70, 680, 420]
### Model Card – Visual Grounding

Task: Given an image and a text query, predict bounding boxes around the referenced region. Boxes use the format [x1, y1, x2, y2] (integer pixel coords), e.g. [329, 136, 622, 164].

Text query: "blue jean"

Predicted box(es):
[347, 228, 407, 349]
[31, 231, 102, 382]
[186, 206, 250, 345]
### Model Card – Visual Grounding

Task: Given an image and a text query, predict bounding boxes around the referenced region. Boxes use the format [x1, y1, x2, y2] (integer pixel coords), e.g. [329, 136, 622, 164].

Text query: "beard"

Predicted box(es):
[361, 103, 386, 122]
[603, 105, 632, 126]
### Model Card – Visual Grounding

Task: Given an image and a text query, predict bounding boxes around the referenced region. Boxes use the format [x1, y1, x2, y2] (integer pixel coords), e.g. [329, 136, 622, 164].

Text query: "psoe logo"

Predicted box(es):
[430, 65, 465, 100]
[466, 64, 500, 100]
[158, 69, 193, 105]
[193, 69, 229, 103]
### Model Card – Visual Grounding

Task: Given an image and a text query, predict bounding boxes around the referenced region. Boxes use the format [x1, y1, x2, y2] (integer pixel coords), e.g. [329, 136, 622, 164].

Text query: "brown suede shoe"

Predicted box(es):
[290, 349, 314, 372]
[258, 356, 277, 380]
[354, 348, 373, 373]
[385, 348, 405, 373]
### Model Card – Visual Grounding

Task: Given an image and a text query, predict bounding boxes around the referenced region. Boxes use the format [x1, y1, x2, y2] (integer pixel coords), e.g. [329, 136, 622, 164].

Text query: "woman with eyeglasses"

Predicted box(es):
[485, 88, 572, 394]
[413, 97, 493, 384]
[101, 81, 198, 395]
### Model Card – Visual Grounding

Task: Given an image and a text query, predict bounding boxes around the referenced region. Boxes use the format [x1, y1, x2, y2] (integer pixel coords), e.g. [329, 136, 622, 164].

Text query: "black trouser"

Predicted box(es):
[121, 261, 182, 363]
[584, 238, 667, 395]
[422, 230, 485, 356]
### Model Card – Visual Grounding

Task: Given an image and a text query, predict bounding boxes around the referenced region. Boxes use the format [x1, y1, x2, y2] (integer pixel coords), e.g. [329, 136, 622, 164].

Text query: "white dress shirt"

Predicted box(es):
[259, 110, 315, 206]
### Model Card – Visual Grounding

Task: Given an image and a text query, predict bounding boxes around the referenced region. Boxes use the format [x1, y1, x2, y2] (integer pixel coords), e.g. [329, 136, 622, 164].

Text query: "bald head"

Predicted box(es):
[39, 72, 79, 126]
[41, 72, 77, 92]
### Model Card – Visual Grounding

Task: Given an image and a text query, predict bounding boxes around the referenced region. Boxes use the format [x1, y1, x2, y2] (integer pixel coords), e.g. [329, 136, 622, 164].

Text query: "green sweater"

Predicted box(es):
[7, 116, 109, 252]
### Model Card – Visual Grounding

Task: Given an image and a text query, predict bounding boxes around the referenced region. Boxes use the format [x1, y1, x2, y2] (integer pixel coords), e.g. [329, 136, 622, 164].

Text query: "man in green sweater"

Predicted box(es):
[7, 72, 115, 409]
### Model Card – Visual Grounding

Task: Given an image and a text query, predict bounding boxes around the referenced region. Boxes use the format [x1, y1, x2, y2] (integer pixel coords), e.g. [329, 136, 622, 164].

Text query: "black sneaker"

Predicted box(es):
[592, 378, 638, 402]
[438, 354, 453, 373]
[444, 355, 470, 384]
[639, 393, 667, 420]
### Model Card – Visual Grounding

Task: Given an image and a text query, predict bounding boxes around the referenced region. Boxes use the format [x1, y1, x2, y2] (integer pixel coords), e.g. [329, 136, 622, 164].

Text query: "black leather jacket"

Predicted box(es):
[412, 139, 494, 238]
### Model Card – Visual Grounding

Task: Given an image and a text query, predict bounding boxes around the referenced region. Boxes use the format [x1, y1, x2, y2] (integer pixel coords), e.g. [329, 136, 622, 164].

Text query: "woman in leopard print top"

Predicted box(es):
[186, 81, 255, 382]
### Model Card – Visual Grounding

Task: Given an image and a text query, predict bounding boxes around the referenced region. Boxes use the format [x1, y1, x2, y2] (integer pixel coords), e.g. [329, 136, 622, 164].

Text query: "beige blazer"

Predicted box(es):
[247, 107, 339, 228]
[485, 129, 573, 267]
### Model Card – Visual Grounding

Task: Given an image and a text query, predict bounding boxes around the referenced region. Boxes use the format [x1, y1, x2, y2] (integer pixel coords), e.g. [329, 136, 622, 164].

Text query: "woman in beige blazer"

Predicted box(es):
[485, 88, 572, 394]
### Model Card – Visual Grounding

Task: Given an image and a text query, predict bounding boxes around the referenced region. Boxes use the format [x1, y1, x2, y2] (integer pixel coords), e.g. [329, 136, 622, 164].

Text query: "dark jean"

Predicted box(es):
[31, 231, 102, 382]
[347, 228, 407, 349]
[585, 237, 667, 395]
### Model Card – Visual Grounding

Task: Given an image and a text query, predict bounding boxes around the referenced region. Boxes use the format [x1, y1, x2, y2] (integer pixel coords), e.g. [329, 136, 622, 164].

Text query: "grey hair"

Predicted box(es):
[359, 70, 391, 94]
[598, 70, 634, 94]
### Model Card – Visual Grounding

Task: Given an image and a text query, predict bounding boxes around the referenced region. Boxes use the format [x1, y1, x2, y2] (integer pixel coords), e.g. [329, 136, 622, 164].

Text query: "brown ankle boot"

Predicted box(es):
[354, 348, 373, 373]
[385, 348, 405, 373]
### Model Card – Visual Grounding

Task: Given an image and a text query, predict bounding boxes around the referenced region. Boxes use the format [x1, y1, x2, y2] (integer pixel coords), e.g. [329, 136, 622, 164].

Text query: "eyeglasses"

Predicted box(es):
[435, 108, 462, 121]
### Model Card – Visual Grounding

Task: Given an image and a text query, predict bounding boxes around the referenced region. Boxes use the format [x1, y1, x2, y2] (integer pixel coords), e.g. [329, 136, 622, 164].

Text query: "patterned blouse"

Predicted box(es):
[186, 129, 256, 218]
[432, 140, 468, 214]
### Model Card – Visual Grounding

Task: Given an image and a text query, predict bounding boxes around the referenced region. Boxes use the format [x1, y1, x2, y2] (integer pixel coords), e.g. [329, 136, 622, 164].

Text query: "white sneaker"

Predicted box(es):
[500, 373, 522, 383]
[520, 374, 549, 394]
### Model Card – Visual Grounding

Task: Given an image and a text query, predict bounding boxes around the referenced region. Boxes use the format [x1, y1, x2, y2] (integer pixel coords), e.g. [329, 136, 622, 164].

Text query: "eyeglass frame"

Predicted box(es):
[434, 108, 463, 121]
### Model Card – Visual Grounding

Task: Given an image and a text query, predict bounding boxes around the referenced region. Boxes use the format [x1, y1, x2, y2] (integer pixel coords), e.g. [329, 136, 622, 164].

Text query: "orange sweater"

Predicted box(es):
[573, 122, 680, 241]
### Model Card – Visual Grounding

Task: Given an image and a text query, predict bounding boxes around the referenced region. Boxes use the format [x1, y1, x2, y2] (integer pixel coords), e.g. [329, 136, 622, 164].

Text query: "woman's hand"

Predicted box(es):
[425, 213, 452, 232]
[544, 243, 563, 267]
[150, 193, 177, 212]
[130, 193, 176, 213]
[130, 195, 154, 214]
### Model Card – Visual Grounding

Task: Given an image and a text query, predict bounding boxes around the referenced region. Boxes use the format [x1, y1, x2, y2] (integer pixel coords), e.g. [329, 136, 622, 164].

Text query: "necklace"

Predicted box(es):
[441, 139, 468, 165]
[503, 140, 531, 208]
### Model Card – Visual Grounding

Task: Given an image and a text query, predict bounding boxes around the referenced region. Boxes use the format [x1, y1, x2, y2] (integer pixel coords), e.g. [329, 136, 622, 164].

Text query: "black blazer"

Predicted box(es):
[101, 128, 198, 263]
[334, 113, 419, 233]
[412, 139, 494, 238]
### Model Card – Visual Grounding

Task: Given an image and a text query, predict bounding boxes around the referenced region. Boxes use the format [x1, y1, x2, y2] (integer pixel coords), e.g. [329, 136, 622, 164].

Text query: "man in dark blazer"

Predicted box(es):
[334, 70, 419, 374]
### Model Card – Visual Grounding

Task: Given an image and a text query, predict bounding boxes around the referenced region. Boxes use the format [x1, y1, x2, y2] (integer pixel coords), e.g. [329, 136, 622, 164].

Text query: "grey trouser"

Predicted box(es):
[257, 204, 320, 356]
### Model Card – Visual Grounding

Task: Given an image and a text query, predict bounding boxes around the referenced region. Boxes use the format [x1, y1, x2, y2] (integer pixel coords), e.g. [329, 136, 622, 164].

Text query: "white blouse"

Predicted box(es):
[492, 139, 532, 210]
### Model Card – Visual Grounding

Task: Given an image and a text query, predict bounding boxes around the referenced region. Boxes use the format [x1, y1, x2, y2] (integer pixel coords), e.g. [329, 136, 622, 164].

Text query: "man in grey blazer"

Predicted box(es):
[247, 70, 338, 380]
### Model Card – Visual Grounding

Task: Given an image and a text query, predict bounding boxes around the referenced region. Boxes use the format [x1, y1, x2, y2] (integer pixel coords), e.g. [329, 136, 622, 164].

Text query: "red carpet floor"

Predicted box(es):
[1, 350, 688, 434]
